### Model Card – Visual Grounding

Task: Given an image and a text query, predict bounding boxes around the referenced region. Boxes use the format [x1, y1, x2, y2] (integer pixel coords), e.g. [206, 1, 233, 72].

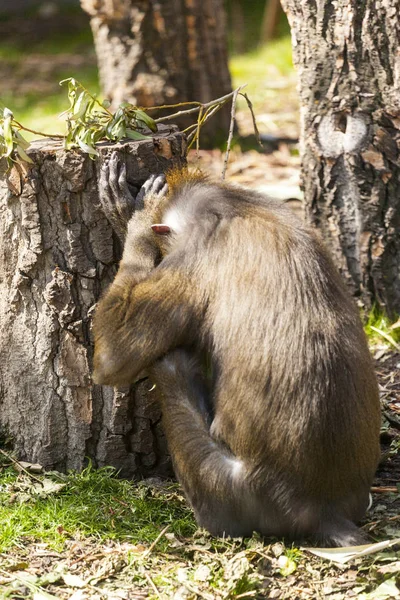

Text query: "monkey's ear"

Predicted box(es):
[152, 224, 171, 235]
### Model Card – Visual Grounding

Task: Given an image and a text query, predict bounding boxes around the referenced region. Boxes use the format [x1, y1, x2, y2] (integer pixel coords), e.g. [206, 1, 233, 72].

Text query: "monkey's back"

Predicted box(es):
[190, 188, 381, 500]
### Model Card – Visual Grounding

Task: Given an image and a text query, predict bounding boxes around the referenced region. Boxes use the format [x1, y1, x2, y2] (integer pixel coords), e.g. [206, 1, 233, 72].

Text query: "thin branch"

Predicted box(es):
[145, 573, 161, 598]
[0, 448, 44, 486]
[3, 83, 255, 165]
[153, 86, 246, 123]
[369, 325, 400, 351]
[222, 87, 240, 180]
[187, 104, 223, 147]
[146, 100, 203, 111]
[240, 92, 263, 147]
[142, 524, 171, 558]
[13, 120, 64, 139]
[196, 105, 204, 159]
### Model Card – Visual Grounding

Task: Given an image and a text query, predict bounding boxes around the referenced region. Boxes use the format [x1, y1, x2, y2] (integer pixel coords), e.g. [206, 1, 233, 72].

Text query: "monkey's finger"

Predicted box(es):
[135, 174, 157, 210]
[151, 173, 167, 195]
[158, 183, 169, 198]
[117, 161, 135, 212]
[98, 157, 111, 193]
[109, 152, 121, 198]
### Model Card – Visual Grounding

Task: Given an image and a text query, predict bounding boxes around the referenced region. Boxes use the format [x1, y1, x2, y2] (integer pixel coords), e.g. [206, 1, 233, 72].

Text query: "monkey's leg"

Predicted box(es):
[150, 350, 270, 538]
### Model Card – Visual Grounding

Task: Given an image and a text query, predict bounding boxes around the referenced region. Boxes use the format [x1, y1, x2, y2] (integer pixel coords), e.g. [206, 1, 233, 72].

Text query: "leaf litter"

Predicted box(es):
[0, 356, 399, 600]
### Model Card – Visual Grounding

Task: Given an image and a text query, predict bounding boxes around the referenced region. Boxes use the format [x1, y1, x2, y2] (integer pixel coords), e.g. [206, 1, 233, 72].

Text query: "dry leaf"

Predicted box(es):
[305, 538, 400, 565]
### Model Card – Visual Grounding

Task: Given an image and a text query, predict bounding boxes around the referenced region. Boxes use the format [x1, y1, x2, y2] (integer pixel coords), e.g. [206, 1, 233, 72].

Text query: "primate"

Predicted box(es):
[93, 155, 381, 546]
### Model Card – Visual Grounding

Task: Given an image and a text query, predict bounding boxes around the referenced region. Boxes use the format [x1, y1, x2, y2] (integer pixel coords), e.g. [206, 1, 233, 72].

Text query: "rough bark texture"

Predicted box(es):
[0, 126, 186, 476]
[281, 0, 400, 315]
[81, 0, 233, 146]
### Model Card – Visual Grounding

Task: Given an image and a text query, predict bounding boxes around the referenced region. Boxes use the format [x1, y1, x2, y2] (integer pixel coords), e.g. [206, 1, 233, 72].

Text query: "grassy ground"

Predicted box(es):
[0, 404, 400, 600]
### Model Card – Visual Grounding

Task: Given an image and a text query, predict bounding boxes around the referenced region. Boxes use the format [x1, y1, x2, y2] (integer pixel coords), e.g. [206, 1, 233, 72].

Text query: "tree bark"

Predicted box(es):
[260, 0, 283, 44]
[280, 0, 400, 315]
[81, 0, 233, 147]
[0, 126, 186, 476]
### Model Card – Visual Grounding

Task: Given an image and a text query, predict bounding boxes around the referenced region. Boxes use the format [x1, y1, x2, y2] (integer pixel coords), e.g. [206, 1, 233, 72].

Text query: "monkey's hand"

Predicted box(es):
[134, 173, 168, 217]
[97, 151, 139, 242]
[116, 173, 168, 283]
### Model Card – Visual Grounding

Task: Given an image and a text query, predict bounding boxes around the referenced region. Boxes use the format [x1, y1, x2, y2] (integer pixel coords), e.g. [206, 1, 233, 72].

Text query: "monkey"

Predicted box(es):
[93, 155, 381, 547]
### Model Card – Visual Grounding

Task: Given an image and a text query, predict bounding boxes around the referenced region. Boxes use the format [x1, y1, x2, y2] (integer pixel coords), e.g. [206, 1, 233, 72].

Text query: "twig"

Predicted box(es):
[221, 87, 240, 180]
[13, 120, 64, 139]
[0, 448, 44, 486]
[153, 86, 246, 123]
[196, 105, 204, 159]
[370, 326, 400, 351]
[146, 100, 203, 111]
[145, 572, 161, 598]
[371, 486, 399, 493]
[142, 524, 171, 558]
[240, 92, 262, 147]
[187, 104, 223, 147]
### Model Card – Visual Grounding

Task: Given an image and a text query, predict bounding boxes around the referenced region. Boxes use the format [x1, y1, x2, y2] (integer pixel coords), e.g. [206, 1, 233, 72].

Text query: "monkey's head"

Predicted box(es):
[149, 169, 225, 259]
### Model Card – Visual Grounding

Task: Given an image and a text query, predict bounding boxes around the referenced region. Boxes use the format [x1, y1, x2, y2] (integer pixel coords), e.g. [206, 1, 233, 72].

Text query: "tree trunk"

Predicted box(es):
[81, 0, 233, 147]
[0, 126, 186, 477]
[280, 0, 400, 315]
[260, 0, 283, 45]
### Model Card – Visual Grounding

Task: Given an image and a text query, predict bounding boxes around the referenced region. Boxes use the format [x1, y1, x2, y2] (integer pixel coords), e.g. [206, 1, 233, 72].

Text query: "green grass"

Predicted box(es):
[0, 62, 100, 140]
[0, 24, 293, 141]
[364, 306, 400, 349]
[0, 10, 99, 139]
[0, 465, 196, 552]
[0, 27, 94, 60]
[230, 35, 294, 109]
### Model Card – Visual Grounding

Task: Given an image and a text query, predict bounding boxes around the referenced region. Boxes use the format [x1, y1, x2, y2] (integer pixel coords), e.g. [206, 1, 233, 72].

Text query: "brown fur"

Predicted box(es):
[93, 171, 381, 546]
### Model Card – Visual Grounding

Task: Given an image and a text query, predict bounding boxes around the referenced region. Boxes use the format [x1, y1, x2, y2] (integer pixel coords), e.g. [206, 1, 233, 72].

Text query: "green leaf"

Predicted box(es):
[134, 109, 158, 132]
[64, 79, 78, 113]
[71, 91, 89, 121]
[14, 130, 30, 149]
[278, 555, 297, 577]
[77, 138, 99, 157]
[126, 128, 150, 140]
[16, 145, 33, 164]
[111, 118, 126, 140]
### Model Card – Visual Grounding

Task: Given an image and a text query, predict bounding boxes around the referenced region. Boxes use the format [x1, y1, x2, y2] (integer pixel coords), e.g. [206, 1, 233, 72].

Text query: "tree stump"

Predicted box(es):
[0, 125, 186, 477]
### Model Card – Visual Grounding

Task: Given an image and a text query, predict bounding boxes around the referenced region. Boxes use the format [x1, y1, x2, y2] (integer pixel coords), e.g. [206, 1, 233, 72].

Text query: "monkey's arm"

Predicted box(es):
[93, 264, 198, 386]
